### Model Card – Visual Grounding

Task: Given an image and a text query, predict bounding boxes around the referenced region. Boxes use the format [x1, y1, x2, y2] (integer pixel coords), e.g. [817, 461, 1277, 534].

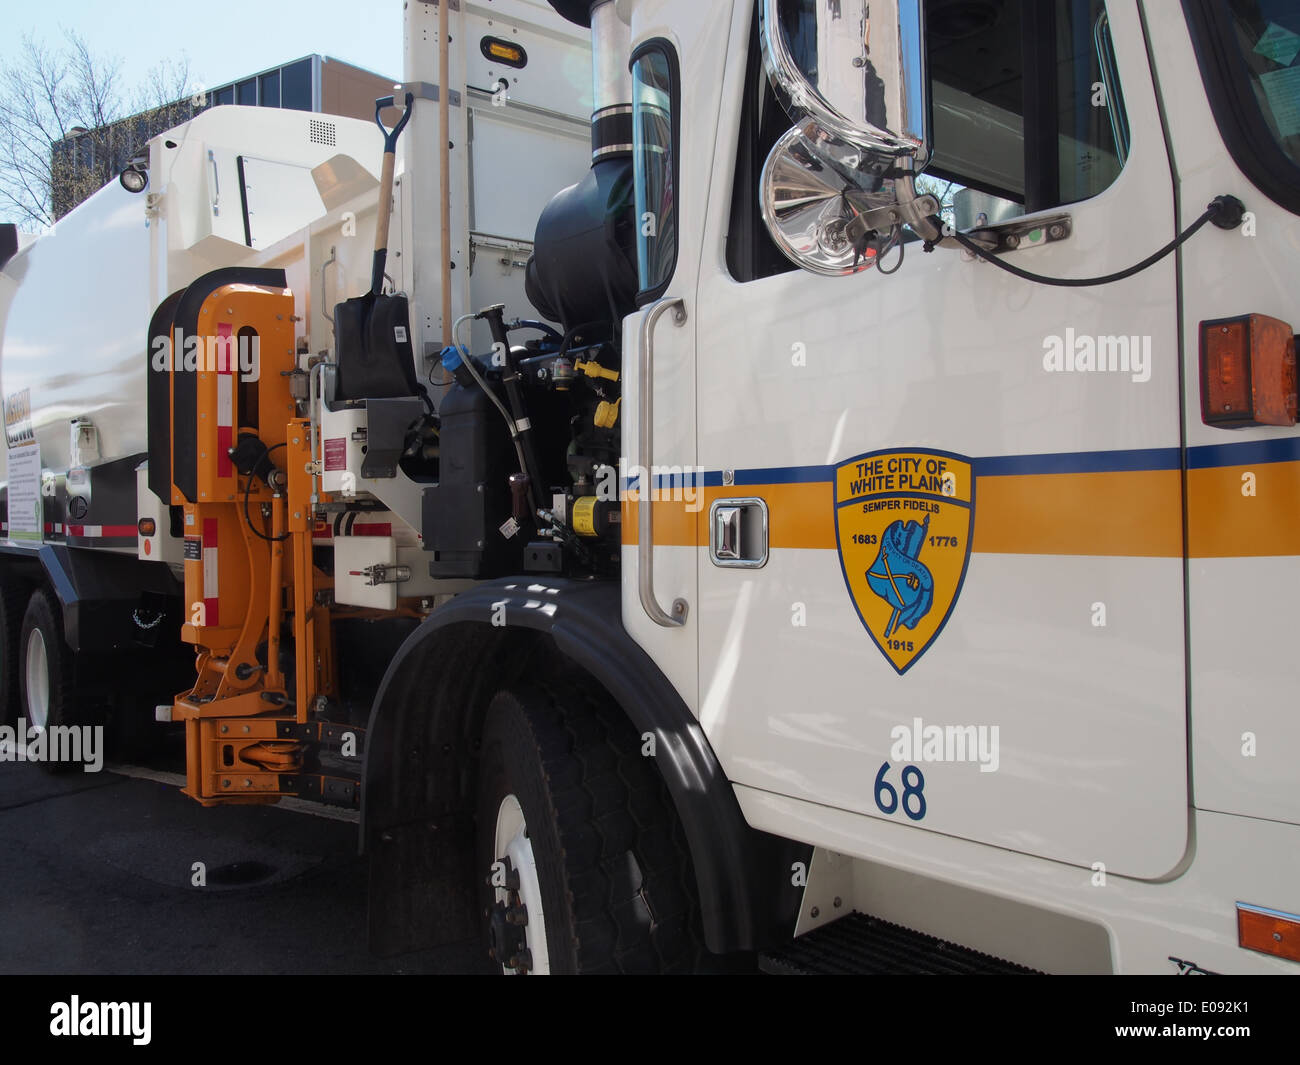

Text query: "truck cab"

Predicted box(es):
[600, 0, 1299, 973]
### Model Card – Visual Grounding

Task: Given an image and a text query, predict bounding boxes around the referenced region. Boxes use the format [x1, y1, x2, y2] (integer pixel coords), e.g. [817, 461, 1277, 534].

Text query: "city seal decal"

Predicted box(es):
[834, 449, 974, 674]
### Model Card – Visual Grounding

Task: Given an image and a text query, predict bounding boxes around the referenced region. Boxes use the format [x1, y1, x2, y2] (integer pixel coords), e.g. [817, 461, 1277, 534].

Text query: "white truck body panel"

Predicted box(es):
[1, 181, 153, 478]
[1, 13, 592, 539]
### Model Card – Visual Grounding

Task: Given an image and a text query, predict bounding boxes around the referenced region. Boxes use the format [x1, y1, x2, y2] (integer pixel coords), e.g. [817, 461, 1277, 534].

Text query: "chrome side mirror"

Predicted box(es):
[759, 0, 938, 276]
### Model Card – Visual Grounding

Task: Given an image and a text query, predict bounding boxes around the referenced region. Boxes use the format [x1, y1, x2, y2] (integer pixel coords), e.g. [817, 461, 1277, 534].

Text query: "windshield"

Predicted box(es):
[1187, 0, 1300, 215]
[1226, 1, 1300, 167]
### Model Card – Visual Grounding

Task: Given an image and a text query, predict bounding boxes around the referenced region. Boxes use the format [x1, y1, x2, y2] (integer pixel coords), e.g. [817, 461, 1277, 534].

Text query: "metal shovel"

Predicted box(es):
[333, 92, 424, 403]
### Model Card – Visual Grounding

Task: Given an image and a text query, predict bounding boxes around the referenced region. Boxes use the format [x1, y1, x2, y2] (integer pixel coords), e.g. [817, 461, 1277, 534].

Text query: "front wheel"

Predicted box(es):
[475, 685, 704, 974]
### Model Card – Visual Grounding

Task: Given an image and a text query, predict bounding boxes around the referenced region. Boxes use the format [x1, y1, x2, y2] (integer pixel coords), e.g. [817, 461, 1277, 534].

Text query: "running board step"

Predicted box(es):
[759, 913, 1043, 975]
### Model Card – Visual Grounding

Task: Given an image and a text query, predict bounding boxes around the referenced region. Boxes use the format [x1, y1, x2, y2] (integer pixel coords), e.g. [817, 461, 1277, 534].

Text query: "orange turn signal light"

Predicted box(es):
[481, 37, 527, 68]
[138, 518, 157, 537]
[1238, 903, 1300, 963]
[1199, 313, 1296, 428]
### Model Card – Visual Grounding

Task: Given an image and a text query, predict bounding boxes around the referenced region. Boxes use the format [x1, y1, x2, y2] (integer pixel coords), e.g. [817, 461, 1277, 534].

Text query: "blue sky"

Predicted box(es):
[2, 0, 404, 100]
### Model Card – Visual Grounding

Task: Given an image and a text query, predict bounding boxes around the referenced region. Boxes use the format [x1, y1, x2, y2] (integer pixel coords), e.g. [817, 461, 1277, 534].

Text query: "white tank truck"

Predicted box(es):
[0, 1, 592, 754]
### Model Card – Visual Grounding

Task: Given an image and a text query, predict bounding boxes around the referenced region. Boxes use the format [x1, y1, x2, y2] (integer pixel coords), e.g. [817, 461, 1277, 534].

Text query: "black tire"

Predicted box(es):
[476, 684, 704, 974]
[0, 580, 29, 726]
[18, 589, 95, 774]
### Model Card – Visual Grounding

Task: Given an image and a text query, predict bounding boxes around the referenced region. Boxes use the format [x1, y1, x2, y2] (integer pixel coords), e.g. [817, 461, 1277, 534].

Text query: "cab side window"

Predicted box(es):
[632, 42, 681, 302]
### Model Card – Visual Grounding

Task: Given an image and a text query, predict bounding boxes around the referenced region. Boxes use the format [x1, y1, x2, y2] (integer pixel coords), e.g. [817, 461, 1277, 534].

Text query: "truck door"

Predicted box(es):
[691, 0, 1189, 879]
[621, 9, 737, 717]
[1172, 2, 1300, 830]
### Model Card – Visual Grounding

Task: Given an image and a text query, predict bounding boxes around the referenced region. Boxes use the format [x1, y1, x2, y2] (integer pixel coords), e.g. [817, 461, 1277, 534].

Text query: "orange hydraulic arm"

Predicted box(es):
[156, 277, 350, 807]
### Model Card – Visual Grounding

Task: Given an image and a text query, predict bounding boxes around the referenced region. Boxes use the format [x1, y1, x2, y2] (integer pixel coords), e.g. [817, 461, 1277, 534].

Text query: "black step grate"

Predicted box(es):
[759, 913, 1043, 975]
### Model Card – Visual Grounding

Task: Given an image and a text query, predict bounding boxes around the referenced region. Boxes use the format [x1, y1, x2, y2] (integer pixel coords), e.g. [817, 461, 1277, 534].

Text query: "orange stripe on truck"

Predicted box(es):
[621, 460, 1300, 558]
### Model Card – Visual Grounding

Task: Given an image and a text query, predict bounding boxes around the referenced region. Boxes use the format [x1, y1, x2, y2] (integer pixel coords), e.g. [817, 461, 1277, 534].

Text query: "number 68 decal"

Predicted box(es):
[874, 761, 927, 821]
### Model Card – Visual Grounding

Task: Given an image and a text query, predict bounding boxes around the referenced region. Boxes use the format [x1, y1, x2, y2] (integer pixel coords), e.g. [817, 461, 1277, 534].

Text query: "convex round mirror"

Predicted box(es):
[762, 126, 920, 275]
[759, 0, 935, 276]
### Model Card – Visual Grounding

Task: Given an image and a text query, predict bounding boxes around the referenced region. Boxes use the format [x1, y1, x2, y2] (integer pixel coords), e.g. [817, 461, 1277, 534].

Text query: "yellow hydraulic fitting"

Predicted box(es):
[575, 359, 619, 382]
[594, 397, 621, 429]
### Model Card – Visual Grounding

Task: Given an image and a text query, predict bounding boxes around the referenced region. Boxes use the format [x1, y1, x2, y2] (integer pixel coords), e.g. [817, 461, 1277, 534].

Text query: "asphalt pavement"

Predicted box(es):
[0, 749, 491, 974]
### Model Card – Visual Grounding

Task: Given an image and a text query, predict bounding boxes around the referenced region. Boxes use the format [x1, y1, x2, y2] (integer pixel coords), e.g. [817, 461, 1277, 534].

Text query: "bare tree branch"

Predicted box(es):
[0, 29, 194, 227]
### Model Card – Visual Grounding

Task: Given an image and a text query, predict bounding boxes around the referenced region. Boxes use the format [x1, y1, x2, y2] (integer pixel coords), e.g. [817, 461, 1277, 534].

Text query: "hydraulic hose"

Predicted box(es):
[452, 313, 531, 492]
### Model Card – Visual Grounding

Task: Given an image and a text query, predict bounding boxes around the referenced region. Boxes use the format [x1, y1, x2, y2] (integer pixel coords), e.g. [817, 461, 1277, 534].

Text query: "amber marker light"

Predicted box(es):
[138, 518, 157, 537]
[1200, 313, 1297, 428]
[481, 37, 528, 68]
[1238, 902, 1300, 963]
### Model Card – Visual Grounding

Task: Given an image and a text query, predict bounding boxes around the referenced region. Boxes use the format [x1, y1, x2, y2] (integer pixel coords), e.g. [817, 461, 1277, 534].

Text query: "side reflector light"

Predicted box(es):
[1238, 902, 1300, 963]
[138, 518, 157, 537]
[1199, 313, 1296, 428]
[480, 36, 527, 68]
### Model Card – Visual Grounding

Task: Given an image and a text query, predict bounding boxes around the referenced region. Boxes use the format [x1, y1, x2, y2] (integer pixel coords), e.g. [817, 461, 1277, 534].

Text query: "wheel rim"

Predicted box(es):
[489, 794, 549, 975]
[25, 627, 49, 732]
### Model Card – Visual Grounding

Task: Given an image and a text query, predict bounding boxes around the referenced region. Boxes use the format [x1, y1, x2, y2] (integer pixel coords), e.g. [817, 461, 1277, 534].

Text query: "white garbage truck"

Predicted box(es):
[1, 0, 1298, 975]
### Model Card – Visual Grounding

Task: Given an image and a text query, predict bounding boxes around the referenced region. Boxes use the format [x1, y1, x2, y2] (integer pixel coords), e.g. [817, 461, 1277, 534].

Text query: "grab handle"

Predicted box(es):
[637, 297, 689, 628]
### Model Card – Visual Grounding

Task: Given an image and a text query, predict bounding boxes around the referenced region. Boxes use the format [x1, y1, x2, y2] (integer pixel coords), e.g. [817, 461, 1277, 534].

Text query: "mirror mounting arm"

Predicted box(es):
[843, 192, 941, 246]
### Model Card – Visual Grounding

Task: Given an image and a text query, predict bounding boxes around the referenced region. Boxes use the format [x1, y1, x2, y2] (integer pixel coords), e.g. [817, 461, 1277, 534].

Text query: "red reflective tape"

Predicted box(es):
[217, 422, 233, 478]
[352, 523, 393, 537]
[65, 524, 138, 539]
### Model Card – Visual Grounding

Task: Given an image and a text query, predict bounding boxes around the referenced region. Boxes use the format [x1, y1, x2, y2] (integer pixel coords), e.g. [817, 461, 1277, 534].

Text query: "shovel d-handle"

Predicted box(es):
[371, 92, 414, 295]
[374, 92, 414, 152]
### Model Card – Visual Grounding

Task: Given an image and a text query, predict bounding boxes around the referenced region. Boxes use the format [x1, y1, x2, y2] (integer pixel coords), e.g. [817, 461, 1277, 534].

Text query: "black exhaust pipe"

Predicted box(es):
[527, 1, 638, 331]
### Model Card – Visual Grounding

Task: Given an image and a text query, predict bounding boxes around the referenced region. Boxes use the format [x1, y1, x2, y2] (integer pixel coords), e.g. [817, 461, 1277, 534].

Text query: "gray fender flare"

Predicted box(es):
[361, 576, 807, 954]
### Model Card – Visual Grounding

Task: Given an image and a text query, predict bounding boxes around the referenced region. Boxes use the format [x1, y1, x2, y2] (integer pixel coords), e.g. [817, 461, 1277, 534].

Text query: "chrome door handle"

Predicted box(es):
[638, 296, 688, 628]
[710, 498, 769, 568]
